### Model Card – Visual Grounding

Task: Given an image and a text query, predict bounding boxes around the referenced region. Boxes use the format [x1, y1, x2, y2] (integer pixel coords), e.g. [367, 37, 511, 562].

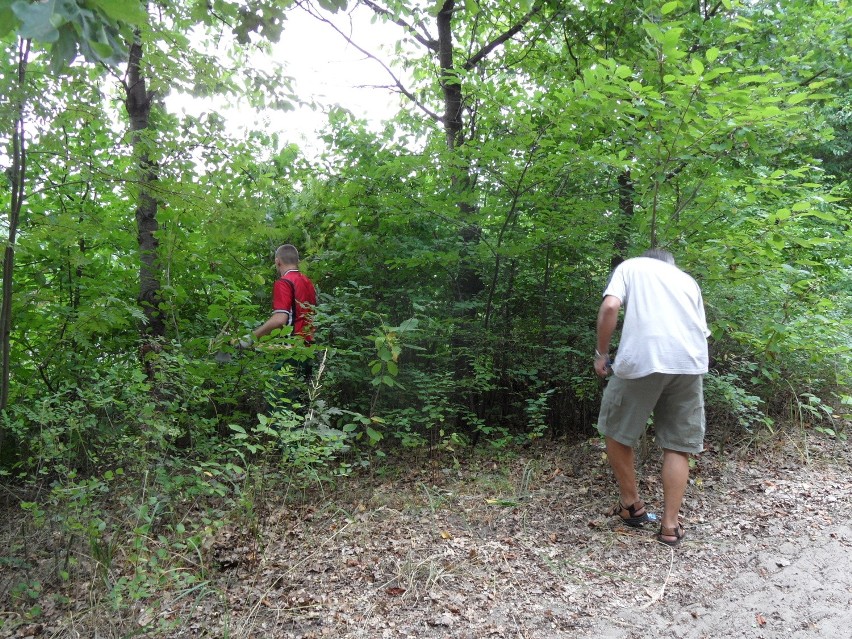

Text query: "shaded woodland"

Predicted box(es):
[0, 0, 850, 635]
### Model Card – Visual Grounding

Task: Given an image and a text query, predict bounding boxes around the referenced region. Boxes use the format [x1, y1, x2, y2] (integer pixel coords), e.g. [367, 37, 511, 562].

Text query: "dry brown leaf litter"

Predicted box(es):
[1, 430, 851, 638]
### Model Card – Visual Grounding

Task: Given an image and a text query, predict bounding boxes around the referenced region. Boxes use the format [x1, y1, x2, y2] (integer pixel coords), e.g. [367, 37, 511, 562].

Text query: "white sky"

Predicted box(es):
[165, 5, 407, 156]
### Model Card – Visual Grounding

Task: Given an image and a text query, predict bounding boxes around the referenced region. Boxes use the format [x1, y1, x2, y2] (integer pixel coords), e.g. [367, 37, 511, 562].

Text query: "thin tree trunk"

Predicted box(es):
[435, 0, 486, 428]
[0, 39, 31, 420]
[436, 0, 482, 303]
[613, 169, 635, 267]
[124, 27, 165, 379]
[361, 0, 541, 432]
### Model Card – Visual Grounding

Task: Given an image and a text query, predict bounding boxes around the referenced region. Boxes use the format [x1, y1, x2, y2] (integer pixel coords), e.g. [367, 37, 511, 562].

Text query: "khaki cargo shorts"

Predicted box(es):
[597, 373, 705, 454]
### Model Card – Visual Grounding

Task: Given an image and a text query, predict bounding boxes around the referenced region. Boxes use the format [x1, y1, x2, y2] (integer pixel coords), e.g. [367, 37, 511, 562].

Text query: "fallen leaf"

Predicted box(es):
[386, 587, 406, 597]
[138, 609, 155, 627]
[485, 498, 519, 507]
[756, 613, 767, 627]
[427, 612, 455, 627]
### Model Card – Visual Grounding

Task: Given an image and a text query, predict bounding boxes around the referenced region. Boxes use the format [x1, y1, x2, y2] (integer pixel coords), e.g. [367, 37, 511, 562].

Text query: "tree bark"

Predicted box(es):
[124, 29, 165, 377]
[0, 39, 31, 421]
[613, 169, 635, 268]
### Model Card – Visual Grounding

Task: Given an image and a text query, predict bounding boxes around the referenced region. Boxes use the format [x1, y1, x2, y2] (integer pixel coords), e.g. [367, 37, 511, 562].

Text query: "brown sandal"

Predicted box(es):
[657, 524, 685, 547]
[607, 500, 650, 527]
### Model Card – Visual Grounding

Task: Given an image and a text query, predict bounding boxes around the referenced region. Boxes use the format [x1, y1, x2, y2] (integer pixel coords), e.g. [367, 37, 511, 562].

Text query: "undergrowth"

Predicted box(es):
[0, 334, 848, 636]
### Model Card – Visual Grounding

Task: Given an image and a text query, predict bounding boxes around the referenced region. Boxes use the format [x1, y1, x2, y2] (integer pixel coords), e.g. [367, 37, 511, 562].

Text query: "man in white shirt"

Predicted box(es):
[594, 249, 710, 547]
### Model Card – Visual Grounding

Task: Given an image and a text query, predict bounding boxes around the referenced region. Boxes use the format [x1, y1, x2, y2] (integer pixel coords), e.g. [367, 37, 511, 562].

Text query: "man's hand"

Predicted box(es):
[594, 351, 612, 377]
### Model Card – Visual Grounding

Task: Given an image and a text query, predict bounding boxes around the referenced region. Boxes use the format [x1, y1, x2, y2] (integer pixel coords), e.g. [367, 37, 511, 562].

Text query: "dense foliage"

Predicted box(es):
[0, 0, 849, 633]
[1, 0, 849, 472]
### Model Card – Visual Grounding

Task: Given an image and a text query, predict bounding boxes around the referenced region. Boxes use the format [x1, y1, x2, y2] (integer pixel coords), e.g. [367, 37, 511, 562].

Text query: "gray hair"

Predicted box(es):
[642, 248, 675, 265]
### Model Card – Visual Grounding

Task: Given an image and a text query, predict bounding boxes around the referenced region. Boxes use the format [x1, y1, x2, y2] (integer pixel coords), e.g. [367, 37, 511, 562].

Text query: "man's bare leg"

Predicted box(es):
[660, 448, 689, 541]
[606, 436, 642, 510]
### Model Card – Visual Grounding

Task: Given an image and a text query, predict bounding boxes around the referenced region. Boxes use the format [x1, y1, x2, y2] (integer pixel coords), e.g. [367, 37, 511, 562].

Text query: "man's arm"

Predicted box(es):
[595, 295, 621, 377]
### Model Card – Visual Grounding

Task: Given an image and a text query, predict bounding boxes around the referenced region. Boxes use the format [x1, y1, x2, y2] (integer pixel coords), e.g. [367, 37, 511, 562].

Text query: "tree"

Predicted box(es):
[295, 0, 849, 438]
[0, 37, 29, 419]
[0, 0, 147, 426]
[0, 0, 146, 71]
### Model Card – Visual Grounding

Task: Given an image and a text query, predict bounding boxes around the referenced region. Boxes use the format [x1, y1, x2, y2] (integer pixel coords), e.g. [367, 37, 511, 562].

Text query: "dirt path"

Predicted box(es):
[189, 434, 852, 639]
[580, 439, 852, 639]
[583, 522, 852, 639]
[2, 432, 851, 638]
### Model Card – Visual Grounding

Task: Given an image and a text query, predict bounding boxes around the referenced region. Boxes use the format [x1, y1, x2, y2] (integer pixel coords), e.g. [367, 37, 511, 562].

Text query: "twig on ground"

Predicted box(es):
[634, 545, 675, 610]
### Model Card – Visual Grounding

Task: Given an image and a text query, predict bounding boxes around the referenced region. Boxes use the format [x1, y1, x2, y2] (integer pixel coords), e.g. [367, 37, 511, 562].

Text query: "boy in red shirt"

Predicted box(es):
[236, 244, 317, 408]
[243, 244, 317, 345]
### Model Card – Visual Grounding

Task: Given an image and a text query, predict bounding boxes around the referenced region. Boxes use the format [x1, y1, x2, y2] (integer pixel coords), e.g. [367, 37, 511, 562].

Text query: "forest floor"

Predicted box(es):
[1, 426, 851, 638]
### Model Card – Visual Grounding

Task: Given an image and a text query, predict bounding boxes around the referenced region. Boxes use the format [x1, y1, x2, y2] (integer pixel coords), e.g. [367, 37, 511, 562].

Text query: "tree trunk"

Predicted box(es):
[124, 28, 165, 378]
[435, 0, 486, 427]
[360, 0, 542, 432]
[0, 39, 31, 423]
[613, 169, 635, 268]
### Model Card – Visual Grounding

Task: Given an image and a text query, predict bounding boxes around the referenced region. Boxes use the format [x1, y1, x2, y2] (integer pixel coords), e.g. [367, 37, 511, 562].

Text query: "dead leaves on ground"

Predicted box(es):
[3, 434, 851, 637]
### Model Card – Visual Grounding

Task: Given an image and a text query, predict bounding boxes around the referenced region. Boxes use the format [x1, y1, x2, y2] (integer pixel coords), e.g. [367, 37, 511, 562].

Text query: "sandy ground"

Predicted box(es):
[585, 522, 852, 639]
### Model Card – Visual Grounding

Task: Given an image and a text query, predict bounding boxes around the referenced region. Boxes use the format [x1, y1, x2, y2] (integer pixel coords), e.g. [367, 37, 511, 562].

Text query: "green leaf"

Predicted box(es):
[316, 0, 347, 12]
[91, 0, 148, 25]
[786, 92, 809, 105]
[89, 39, 114, 60]
[398, 318, 419, 331]
[706, 47, 720, 62]
[691, 58, 704, 75]
[206, 305, 226, 320]
[366, 426, 383, 443]
[12, 0, 60, 42]
[661, 1, 679, 15]
[802, 210, 838, 222]
[51, 25, 78, 71]
[644, 21, 664, 43]
[660, 27, 685, 58]
[0, 1, 15, 38]
[769, 233, 785, 249]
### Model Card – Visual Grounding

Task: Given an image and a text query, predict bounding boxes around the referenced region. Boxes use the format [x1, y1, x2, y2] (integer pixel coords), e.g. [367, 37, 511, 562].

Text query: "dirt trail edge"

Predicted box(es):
[588, 521, 852, 639]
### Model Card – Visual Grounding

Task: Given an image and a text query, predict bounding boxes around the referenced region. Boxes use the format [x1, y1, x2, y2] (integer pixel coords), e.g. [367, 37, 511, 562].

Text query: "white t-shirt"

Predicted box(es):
[604, 257, 710, 379]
